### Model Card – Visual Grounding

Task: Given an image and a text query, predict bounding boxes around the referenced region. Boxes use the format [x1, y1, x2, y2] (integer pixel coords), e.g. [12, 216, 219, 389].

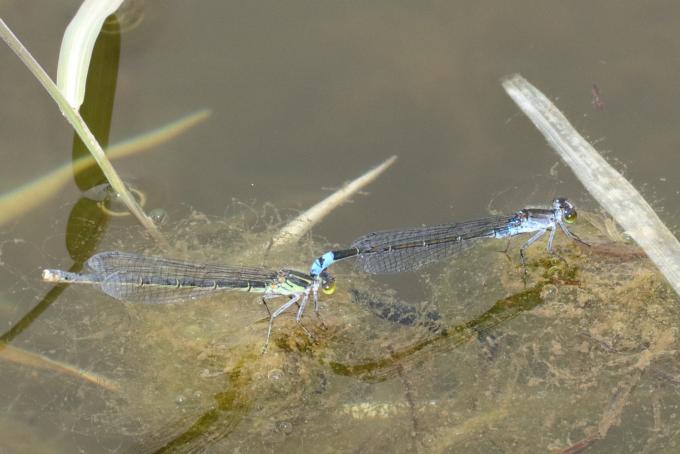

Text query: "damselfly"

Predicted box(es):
[42, 251, 336, 352]
[310, 198, 587, 277]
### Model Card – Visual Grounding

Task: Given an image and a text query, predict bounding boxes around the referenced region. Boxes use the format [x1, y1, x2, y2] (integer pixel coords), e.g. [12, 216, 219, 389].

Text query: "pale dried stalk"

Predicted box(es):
[0, 342, 119, 391]
[270, 155, 398, 248]
[502, 74, 680, 298]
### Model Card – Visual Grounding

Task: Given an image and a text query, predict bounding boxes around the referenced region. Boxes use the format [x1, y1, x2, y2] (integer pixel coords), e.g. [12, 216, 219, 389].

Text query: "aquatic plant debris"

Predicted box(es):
[502, 73, 680, 298]
[270, 155, 398, 248]
[558, 329, 676, 453]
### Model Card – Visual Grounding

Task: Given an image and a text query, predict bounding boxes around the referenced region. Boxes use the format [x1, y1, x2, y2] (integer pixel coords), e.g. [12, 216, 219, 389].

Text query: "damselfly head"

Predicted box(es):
[554, 197, 577, 224]
[320, 271, 336, 295]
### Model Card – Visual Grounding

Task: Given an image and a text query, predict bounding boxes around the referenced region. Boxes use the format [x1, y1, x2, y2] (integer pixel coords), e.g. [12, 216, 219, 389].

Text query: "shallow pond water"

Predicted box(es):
[4, 208, 680, 453]
[3, 1, 680, 452]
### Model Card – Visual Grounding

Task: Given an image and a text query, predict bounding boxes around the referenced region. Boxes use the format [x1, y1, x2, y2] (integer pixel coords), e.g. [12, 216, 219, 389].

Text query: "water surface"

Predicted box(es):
[2, 1, 680, 452]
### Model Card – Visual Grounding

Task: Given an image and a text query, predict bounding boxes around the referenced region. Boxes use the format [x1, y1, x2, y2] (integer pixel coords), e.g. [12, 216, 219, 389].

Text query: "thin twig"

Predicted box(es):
[270, 155, 398, 248]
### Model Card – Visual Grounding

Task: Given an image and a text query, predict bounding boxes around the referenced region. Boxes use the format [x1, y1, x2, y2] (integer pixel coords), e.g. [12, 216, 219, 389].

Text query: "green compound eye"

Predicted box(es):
[564, 211, 577, 224]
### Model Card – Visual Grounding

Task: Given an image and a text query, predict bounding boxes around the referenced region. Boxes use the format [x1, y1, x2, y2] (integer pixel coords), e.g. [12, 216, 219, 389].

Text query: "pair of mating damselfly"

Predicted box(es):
[42, 198, 586, 351]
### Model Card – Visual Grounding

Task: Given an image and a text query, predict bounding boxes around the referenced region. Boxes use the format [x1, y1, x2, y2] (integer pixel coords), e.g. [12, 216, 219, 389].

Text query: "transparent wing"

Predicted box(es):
[85, 251, 278, 304]
[351, 215, 515, 274]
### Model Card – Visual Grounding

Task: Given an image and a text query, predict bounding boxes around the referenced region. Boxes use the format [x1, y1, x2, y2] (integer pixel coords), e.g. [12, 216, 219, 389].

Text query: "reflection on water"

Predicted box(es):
[3, 207, 679, 453]
[81, 181, 147, 217]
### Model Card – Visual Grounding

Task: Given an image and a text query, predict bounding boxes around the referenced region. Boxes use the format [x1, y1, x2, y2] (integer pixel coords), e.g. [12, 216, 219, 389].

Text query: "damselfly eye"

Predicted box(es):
[319, 271, 336, 295]
[564, 211, 577, 224]
[322, 280, 336, 295]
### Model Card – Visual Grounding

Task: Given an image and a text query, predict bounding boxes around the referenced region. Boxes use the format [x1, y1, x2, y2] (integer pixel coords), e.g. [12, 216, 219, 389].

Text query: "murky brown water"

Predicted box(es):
[2, 1, 680, 452]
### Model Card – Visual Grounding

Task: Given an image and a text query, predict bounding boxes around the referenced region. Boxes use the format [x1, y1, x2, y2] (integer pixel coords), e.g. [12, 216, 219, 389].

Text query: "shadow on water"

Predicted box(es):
[71, 14, 120, 191]
[151, 358, 254, 454]
[328, 279, 548, 382]
[0, 197, 108, 345]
